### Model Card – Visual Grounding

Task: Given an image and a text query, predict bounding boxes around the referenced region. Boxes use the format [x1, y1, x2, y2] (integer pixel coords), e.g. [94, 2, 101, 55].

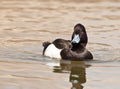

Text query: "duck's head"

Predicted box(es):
[71, 23, 88, 47]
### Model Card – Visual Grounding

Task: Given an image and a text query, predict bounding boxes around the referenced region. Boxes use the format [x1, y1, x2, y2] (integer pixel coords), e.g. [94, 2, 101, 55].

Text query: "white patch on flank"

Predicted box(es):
[72, 34, 80, 43]
[44, 44, 62, 59]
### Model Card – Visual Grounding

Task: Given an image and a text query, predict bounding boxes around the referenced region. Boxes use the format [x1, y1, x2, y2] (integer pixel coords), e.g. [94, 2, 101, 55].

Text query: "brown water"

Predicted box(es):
[0, 0, 120, 89]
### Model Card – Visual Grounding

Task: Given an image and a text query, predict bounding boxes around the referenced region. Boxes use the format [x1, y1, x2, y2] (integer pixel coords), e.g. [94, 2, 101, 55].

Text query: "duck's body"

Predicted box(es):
[43, 39, 72, 59]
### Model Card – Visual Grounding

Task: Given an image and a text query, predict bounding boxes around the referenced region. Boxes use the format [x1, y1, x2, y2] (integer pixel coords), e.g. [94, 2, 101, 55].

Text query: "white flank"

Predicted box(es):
[44, 44, 62, 59]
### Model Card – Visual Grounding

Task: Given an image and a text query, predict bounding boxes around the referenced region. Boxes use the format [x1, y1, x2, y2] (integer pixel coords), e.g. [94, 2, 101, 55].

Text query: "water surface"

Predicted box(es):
[0, 0, 120, 89]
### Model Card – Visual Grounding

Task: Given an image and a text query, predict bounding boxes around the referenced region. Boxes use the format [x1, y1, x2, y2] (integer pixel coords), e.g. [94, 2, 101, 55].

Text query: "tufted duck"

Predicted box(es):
[42, 23, 93, 60]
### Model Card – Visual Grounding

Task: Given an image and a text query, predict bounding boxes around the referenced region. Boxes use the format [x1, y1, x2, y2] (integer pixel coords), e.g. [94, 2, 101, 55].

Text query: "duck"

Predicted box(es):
[42, 23, 93, 60]
[60, 23, 93, 60]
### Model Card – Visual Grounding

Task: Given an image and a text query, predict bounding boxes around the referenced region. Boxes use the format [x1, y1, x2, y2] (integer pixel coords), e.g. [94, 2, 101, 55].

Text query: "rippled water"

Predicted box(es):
[0, 0, 120, 89]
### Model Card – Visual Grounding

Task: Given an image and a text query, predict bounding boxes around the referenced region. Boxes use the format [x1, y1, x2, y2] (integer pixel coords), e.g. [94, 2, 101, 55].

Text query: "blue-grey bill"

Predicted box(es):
[72, 34, 80, 43]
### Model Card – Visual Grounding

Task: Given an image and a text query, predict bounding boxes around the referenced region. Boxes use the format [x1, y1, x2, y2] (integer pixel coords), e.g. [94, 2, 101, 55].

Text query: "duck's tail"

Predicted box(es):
[42, 41, 51, 55]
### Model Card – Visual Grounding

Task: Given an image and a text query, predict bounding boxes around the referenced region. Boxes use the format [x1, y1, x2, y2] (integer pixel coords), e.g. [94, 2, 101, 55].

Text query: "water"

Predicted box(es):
[0, 0, 120, 89]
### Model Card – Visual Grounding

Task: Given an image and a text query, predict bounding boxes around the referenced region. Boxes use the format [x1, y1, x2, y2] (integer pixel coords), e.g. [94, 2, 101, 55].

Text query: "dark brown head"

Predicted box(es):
[71, 23, 88, 47]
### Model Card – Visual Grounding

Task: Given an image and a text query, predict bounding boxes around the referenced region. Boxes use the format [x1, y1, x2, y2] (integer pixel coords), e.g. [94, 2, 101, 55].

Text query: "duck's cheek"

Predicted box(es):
[72, 34, 81, 43]
[44, 44, 62, 59]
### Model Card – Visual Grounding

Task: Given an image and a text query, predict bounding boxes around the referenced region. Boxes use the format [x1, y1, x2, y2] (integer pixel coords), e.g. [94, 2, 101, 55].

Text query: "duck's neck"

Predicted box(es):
[71, 43, 83, 51]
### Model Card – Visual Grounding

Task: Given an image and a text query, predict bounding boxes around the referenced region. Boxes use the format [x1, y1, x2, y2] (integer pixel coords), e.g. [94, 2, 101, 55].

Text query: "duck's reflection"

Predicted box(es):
[53, 60, 91, 89]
